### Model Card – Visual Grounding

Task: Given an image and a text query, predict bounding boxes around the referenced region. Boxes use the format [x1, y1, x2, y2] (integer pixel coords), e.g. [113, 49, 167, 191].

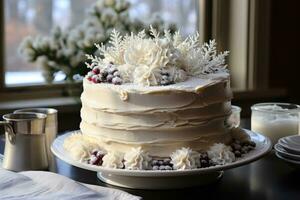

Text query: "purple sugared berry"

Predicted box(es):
[151, 160, 159, 166]
[107, 74, 114, 83]
[108, 67, 117, 74]
[112, 77, 122, 85]
[163, 158, 171, 164]
[88, 150, 105, 166]
[102, 70, 108, 78]
[234, 150, 241, 157]
[158, 160, 164, 166]
[91, 149, 99, 156]
[113, 71, 121, 77]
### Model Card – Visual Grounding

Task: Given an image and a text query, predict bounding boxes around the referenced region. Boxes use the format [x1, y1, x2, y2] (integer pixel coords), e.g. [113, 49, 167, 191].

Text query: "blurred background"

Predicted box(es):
[0, 0, 299, 131]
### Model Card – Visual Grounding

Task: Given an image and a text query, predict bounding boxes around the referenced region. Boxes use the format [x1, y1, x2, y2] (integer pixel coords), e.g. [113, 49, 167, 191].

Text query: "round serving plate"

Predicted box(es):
[51, 129, 272, 189]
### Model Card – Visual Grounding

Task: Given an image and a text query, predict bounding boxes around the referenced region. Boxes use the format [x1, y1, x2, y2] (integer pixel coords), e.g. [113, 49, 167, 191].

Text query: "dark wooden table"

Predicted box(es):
[2, 120, 300, 200]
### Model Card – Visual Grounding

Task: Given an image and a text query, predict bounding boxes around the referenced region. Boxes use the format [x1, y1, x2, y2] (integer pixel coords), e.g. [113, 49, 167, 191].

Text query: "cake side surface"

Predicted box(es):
[80, 75, 233, 157]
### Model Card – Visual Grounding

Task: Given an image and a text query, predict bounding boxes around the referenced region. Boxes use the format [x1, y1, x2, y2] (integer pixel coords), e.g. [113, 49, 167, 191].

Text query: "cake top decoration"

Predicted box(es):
[85, 26, 229, 86]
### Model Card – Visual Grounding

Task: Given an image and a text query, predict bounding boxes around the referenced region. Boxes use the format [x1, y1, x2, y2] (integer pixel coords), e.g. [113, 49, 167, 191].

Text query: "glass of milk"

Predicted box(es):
[251, 103, 300, 144]
[228, 105, 242, 128]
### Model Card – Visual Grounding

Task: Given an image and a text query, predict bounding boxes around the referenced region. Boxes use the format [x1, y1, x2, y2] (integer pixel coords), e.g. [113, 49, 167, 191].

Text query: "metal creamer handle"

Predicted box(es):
[0, 121, 16, 144]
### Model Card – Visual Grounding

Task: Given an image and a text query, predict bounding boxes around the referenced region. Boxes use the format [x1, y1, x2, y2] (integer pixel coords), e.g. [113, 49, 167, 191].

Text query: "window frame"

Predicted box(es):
[0, 0, 4, 91]
[211, 0, 271, 91]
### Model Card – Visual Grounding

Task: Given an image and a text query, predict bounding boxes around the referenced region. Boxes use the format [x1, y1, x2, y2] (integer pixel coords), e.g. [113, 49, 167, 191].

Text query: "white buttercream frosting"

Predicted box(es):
[207, 143, 235, 165]
[63, 133, 101, 162]
[124, 147, 151, 170]
[170, 147, 201, 170]
[79, 75, 233, 157]
[102, 152, 124, 169]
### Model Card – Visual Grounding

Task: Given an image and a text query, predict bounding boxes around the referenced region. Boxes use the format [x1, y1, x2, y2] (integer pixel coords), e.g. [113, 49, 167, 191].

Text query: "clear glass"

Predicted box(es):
[228, 105, 241, 128]
[4, 0, 198, 86]
[251, 102, 300, 144]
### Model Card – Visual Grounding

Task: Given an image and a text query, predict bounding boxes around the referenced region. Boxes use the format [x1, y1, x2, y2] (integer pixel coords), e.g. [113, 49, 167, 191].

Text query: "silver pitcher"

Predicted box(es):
[0, 113, 48, 171]
[14, 108, 58, 171]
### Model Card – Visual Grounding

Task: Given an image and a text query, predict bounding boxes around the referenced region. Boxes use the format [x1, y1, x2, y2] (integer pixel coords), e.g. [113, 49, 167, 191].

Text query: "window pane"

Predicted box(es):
[4, 0, 94, 86]
[4, 0, 197, 86]
[128, 0, 197, 36]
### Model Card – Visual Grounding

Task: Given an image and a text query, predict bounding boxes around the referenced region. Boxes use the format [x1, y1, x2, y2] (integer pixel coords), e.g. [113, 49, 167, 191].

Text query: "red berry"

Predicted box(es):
[92, 76, 100, 83]
[92, 67, 100, 74]
[87, 76, 92, 81]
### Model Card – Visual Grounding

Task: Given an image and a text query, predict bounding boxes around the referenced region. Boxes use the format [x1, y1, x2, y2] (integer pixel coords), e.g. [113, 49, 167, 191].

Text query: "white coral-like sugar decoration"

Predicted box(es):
[63, 133, 102, 162]
[86, 26, 229, 86]
[170, 147, 201, 170]
[124, 147, 151, 170]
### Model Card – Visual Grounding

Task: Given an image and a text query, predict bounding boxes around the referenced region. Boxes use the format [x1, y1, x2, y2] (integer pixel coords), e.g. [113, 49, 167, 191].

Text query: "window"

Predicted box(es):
[0, 0, 271, 102]
[4, 0, 96, 86]
[2, 0, 198, 87]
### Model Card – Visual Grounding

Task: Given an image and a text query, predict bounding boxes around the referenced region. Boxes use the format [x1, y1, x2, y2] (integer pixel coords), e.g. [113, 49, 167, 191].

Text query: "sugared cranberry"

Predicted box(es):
[92, 75, 100, 83]
[88, 150, 106, 166]
[92, 67, 100, 74]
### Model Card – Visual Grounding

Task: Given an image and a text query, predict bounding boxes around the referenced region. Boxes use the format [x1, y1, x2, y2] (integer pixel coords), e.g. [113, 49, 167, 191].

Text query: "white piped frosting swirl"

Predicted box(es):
[170, 147, 201, 170]
[207, 143, 235, 165]
[124, 147, 151, 170]
[102, 152, 124, 169]
[63, 133, 101, 162]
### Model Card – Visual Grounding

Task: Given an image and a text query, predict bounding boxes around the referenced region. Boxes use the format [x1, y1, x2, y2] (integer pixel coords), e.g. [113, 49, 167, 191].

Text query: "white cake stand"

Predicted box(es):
[51, 129, 272, 189]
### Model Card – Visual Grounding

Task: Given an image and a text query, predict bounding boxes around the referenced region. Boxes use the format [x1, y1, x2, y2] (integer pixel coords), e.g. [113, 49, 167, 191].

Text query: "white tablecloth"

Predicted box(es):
[0, 169, 140, 200]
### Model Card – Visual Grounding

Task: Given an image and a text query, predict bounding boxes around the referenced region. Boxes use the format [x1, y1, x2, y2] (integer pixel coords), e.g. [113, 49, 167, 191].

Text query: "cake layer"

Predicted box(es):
[81, 76, 232, 113]
[80, 116, 229, 142]
[80, 75, 233, 157]
[80, 124, 232, 157]
[81, 101, 231, 130]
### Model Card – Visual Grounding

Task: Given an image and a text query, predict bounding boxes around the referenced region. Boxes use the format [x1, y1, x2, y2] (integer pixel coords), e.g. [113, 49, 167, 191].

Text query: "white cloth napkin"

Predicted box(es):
[0, 169, 140, 200]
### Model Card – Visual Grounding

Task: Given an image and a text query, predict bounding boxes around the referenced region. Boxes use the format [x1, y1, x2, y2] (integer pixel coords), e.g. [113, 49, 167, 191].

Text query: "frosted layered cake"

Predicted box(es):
[64, 27, 255, 170]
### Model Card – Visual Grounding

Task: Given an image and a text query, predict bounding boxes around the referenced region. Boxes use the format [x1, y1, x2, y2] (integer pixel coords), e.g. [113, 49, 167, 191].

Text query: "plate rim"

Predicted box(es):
[51, 129, 272, 177]
[278, 139, 300, 154]
[274, 143, 300, 160]
[275, 152, 300, 165]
